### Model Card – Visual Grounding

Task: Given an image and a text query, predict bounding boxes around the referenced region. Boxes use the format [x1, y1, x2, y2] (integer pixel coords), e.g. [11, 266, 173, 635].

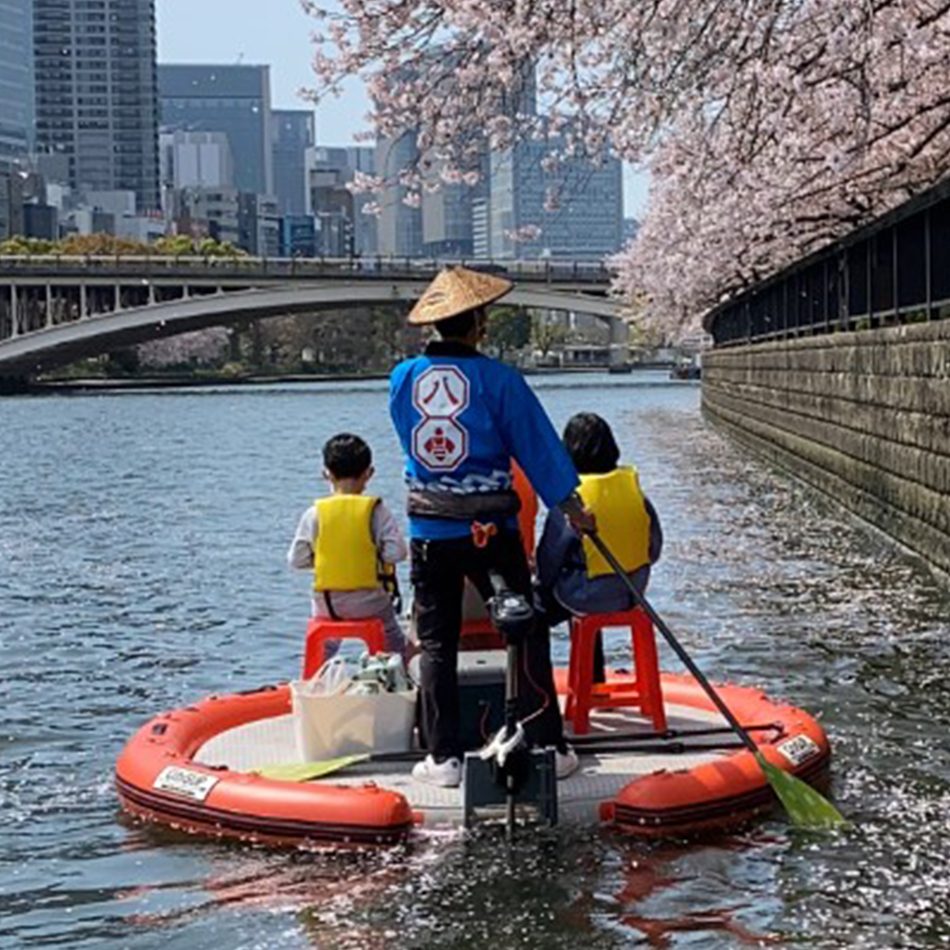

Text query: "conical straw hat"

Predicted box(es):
[409, 266, 514, 325]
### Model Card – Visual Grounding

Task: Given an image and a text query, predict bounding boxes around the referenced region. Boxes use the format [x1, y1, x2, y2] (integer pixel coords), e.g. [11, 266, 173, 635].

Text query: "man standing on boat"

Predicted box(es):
[389, 266, 594, 787]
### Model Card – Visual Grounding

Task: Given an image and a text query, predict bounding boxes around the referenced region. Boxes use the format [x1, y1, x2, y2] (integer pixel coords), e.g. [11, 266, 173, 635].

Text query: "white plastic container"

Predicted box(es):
[290, 659, 417, 761]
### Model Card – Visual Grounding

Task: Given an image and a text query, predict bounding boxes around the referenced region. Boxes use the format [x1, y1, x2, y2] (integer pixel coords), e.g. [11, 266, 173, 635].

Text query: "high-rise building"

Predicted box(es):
[309, 155, 354, 257]
[308, 146, 377, 256]
[344, 146, 377, 256]
[160, 130, 234, 193]
[421, 171, 474, 258]
[176, 186, 240, 246]
[272, 109, 314, 216]
[23, 202, 57, 239]
[279, 214, 316, 258]
[33, 0, 160, 211]
[158, 64, 273, 196]
[238, 191, 279, 256]
[373, 137, 482, 258]
[0, 172, 24, 239]
[0, 0, 33, 165]
[375, 132, 422, 257]
[483, 139, 623, 260]
[0, 0, 32, 237]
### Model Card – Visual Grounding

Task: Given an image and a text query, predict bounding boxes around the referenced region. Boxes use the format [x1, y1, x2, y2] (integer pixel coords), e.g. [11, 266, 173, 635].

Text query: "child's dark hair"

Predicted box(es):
[323, 433, 372, 479]
[563, 412, 620, 474]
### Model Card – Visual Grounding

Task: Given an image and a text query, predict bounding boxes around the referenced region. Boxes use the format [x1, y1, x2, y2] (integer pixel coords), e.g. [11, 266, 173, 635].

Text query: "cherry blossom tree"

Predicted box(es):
[137, 328, 230, 370]
[304, 0, 950, 333]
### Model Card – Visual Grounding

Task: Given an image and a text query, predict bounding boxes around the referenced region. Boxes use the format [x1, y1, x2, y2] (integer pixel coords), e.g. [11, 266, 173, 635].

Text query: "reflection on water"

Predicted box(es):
[1, 372, 949, 948]
[99, 829, 788, 949]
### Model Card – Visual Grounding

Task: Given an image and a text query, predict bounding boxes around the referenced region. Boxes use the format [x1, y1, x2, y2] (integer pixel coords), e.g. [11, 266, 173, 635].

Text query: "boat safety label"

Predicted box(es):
[411, 366, 470, 471]
[776, 734, 820, 767]
[153, 766, 219, 802]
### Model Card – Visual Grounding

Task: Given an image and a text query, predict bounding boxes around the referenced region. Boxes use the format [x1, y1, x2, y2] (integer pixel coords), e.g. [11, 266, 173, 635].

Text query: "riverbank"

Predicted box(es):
[30, 371, 390, 392]
[29, 363, 682, 393]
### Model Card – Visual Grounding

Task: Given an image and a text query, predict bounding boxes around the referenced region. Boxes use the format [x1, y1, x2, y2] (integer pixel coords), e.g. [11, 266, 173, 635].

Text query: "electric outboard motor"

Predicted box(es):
[489, 587, 535, 645]
[461, 571, 557, 836]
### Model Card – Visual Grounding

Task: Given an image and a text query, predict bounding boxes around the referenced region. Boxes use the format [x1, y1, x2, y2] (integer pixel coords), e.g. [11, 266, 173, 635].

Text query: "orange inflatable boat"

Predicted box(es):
[115, 665, 830, 847]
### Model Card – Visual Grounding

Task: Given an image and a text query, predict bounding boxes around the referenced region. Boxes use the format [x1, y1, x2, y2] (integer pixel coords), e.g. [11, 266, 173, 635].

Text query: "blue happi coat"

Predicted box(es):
[389, 341, 579, 539]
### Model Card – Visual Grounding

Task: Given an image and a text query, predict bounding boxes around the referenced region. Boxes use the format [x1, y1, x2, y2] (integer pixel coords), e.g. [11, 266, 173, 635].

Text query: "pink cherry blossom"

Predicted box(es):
[304, 0, 950, 335]
[138, 328, 230, 369]
[505, 224, 543, 242]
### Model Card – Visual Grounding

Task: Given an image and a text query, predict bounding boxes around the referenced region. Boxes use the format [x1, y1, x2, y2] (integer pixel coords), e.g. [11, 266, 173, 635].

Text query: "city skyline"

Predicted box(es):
[1, 0, 640, 250]
[154, 0, 649, 216]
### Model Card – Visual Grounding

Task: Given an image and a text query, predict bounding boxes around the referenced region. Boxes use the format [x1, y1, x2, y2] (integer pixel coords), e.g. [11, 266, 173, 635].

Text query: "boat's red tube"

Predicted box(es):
[604, 674, 831, 837]
[115, 684, 414, 846]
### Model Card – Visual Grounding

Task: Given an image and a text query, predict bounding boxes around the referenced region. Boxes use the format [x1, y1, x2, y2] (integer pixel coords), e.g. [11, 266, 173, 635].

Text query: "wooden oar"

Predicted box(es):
[586, 530, 848, 829]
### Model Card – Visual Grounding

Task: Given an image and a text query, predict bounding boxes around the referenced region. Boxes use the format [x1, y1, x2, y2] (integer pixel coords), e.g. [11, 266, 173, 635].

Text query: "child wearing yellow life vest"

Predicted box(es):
[536, 413, 663, 682]
[287, 433, 408, 658]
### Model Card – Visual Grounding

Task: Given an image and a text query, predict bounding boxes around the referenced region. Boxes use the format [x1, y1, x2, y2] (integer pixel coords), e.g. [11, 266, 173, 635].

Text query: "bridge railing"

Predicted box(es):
[0, 254, 613, 284]
[705, 179, 950, 346]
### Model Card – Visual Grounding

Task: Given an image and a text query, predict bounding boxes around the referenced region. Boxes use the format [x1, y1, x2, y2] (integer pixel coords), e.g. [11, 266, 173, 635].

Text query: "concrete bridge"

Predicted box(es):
[0, 256, 625, 380]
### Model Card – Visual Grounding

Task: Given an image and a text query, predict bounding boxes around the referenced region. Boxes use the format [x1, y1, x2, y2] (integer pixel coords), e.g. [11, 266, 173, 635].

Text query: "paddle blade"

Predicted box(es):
[755, 752, 849, 829]
[255, 754, 369, 782]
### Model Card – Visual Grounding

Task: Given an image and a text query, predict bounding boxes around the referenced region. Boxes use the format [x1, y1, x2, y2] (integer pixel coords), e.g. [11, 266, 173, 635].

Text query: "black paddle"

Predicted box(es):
[571, 723, 777, 746]
[255, 734, 752, 782]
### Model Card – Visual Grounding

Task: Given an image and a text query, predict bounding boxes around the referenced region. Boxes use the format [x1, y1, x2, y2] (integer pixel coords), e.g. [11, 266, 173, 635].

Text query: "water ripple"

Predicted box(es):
[1, 374, 948, 947]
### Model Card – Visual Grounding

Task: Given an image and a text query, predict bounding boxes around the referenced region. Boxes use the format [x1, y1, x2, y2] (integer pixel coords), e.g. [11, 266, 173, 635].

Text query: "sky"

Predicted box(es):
[155, 0, 650, 216]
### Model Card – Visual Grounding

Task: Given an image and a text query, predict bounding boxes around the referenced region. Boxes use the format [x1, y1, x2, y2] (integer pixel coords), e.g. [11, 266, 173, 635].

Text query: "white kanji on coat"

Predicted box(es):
[411, 365, 470, 471]
[413, 365, 470, 417]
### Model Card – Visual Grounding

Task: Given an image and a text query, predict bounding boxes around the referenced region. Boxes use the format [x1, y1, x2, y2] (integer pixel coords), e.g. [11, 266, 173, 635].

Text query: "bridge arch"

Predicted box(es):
[0, 278, 626, 377]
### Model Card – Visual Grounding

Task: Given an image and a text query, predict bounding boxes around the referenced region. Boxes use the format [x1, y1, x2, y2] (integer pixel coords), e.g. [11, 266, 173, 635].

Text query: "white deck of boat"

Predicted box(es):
[194, 702, 732, 825]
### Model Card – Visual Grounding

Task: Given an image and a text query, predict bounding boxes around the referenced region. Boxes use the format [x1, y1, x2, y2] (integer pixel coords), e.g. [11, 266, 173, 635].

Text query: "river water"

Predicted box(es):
[1, 372, 948, 949]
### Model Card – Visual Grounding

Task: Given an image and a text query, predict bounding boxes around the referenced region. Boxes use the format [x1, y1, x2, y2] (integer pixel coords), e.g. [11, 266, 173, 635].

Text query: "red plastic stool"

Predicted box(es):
[564, 608, 667, 735]
[301, 618, 386, 678]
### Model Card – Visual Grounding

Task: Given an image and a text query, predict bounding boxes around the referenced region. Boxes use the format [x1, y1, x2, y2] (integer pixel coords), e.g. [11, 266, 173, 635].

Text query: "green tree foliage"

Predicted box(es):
[153, 235, 195, 257]
[225, 308, 419, 376]
[531, 313, 568, 360]
[59, 234, 153, 256]
[487, 306, 531, 361]
[0, 233, 246, 258]
[0, 236, 58, 255]
[103, 348, 142, 376]
[197, 237, 243, 258]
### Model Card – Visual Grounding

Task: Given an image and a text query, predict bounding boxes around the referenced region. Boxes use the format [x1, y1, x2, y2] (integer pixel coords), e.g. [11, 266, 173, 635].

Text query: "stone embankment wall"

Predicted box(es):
[702, 321, 950, 574]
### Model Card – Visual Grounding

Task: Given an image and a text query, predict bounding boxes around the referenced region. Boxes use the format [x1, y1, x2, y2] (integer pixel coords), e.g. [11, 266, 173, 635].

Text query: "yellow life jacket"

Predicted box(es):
[577, 467, 651, 579]
[313, 495, 381, 592]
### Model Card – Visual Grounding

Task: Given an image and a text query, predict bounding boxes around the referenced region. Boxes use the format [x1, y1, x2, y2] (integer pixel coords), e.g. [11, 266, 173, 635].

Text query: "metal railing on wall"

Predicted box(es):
[705, 179, 950, 347]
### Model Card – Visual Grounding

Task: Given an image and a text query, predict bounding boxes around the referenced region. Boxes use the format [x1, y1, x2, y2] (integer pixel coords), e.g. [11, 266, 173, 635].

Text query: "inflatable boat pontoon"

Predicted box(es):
[115, 664, 831, 847]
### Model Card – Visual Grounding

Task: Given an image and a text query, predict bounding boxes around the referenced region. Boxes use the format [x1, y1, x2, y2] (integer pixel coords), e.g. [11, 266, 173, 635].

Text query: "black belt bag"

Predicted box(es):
[407, 489, 522, 521]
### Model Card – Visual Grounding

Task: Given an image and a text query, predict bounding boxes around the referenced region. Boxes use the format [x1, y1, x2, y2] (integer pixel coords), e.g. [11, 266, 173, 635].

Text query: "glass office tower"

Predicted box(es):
[272, 109, 314, 216]
[0, 0, 32, 236]
[33, 0, 160, 210]
[159, 64, 273, 197]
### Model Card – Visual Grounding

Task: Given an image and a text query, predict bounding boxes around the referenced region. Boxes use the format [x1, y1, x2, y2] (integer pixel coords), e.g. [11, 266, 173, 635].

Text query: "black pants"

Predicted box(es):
[411, 531, 565, 760]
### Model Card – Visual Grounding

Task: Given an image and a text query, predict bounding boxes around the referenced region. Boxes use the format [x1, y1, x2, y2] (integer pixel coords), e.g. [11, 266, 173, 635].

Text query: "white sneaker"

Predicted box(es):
[555, 746, 580, 780]
[411, 754, 462, 788]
